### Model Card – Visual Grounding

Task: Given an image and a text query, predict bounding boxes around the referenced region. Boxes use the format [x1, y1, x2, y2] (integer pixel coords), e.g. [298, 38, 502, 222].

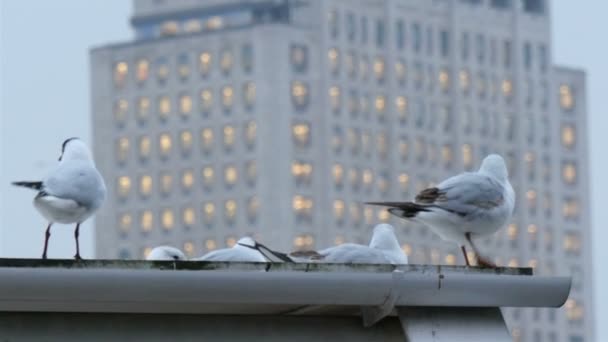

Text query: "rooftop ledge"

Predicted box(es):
[0, 258, 570, 316]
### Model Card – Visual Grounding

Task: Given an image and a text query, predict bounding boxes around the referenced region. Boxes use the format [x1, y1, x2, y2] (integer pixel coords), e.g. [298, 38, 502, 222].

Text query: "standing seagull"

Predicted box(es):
[12, 138, 106, 260]
[367, 154, 514, 267]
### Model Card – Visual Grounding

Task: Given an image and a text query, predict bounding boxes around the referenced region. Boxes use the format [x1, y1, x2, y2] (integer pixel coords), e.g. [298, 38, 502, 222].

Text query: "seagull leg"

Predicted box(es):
[42, 223, 52, 259]
[465, 232, 496, 268]
[460, 245, 470, 266]
[74, 223, 82, 260]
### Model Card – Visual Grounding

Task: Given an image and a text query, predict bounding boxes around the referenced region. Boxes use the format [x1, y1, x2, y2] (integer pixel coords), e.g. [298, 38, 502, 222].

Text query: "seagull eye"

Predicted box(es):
[172, 255, 180, 260]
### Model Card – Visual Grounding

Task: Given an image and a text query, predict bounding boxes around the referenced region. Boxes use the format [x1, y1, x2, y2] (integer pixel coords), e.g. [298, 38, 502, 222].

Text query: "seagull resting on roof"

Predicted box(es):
[195, 237, 291, 262]
[290, 224, 408, 265]
[146, 246, 187, 261]
[367, 154, 514, 267]
[12, 138, 106, 260]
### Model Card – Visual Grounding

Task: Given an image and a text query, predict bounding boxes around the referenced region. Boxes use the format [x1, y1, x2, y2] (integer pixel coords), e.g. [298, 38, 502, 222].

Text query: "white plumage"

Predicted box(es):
[195, 237, 268, 262]
[146, 246, 187, 261]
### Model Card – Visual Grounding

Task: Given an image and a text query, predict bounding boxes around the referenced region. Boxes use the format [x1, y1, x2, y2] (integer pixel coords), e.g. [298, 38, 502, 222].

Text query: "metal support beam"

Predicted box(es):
[398, 307, 512, 342]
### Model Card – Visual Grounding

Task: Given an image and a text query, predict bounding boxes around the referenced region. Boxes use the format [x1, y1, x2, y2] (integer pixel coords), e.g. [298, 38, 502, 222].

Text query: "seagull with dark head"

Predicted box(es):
[146, 246, 187, 261]
[12, 138, 106, 260]
[367, 154, 515, 267]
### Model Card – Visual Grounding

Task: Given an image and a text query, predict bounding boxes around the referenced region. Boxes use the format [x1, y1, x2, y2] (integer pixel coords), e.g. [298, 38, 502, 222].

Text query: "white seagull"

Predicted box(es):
[367, 154, 515, 267]
[290, 224, 408, 265]
[146, 246, 187, 261]
[195, 237, 287, 262]
[12, 138, 106, 260]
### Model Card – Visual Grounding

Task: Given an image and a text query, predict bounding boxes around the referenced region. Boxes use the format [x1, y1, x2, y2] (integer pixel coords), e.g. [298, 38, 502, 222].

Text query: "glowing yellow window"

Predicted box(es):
[203, 202, 215, 223]
[183, 207, 196, 227]
[561, 124, 576, 148]
[198, 52, 212, 76]
[333, 200, 345, 219]
[200, 88, 213, 112]
[136, 59, 149, 83]
[502, 79, 513, 97]
[113, 61, 128, 88]
[179, 94, 192, 116]
[183, 241, 195, 257]
[202, 166, 215, 188]
[291, 81, 309, 108]
[224, 200, 237, 221]
[398, 173, 409, 192]
[225, 236, 237, 248]
[439, 69, 450, 91]
[116, 138, 129, 163]
[160, 21, 179, 36]
[205, 239, 217, 251]
[507, 224, 518, 240]
[562, 163, 577, 184]
[180, 130, 193, 154]
[140, 210, 153, 232]
[246, 161, 257, 184]
[138, 136, 150, 160]
[377, 210, 390, 222]
[459, 69, 470, 91]
[206, 16, 223, 30]
[223, 125, 235, 149]
[139, 175, 152, 197]
[184, 19, 202, 33]
[559, 84, 574, 110]
[200, 128, 214, 152]
[395, 61, 406, 82]
[158, 96, 171, 120]
[363, 169, 373, 186]
[136, 97, 150, 122]
[333, 164, 344, 185]
[292, 123, 310, 147]
[118, 212, 132, 233]
[114, 99, 128, 124]
[247, 196, 259, 220]
[328, 48, 339, 73]
[117, 176, 131, 198]
[181, 169, 194, 190]
[220, 49, 233, 73]
[159, 133, 172, 157]
[221, 86, 234, 109]
[161, 208, 174, 230]
[329, 86, 340, 112]
[395, 96, 408, 120]
[375, 95, 386, 115]
[442, 145, 453, 165]
[373, 56, 385, 81]
[224, 165, 238, 186]
[377, 133, 387, 157]
[462, 144, 472, 168]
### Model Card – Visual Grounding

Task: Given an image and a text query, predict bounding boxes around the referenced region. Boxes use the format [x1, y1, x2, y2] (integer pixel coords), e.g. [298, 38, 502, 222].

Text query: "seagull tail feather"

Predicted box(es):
[12, 181, 43, 190]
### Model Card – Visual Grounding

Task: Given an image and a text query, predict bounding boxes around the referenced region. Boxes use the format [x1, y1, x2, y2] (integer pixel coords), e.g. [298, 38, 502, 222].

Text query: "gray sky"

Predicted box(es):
[1, 0, 606, 338]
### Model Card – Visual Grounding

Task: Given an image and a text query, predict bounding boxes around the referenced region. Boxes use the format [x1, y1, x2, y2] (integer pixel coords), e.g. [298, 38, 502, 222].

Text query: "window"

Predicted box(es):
[116, 137, 129, 164]
[412, 23, 421, 53]
[399, 137, 409, 161]
[118, 212, 132, 235]
[242, 44, 253, 73]
[375, 19, 385, 48]
[205, 16, 223, 30]
[158, 133, 172, 158]
[396, 96, 408, 124]
[161, 208, 175, 230]
[329, 86, 341, 113]
[113, 99, 128, 125]
[205, 239, 217, 251]
[182, 207, 196, 227]
[224, 199, 237, 223]
[293, 160, 313, 185]
[359, 56, 369, 81]
[375, 94, 386, 117]
[221, 85, 234, 110]
[560, 84, 574, 110]
[243, 82, 256, 109]
[155, 56, 169, 83]
[563, 234, 581, 255]
[373, 56, 385, 82]
[200, 128, 214, 154]
[223, 125, 235, 150]
[503, 40, 512, 69]
[561, 124, 576, 148]
[290, 44, 308, 72]
[333, 199, 345, 221]
[333, 163, 344, 187]
[348, 89, 359, 116]
[184, 19, 202, 33]
[140, 210, 153, 233]
[523, 0, 545, 14]
[200, 88, 213, 113]
[292, 195, 313, 222]
[159, 171, 173, 196]
[346, 51, 357, 78]
[459, 69, 470, 92]
[349, 168, 359, 191]
[347, 12, 356, 42]
[396, 20, 405, 49]
[376, 132, 388, 159]
[476, 34, 485, 63]
[291, 81, 309, 109]
[361, 16, 368, 44]
[562, 162, 577, 184]
[332, 126, 343, 153]
[491, 0, 512, 9]
[247, 196, 259, 222]
[442, 144, 453, 168]
[398, 173, 410, 193]
[136, 97, 150, 123]
[198, 51, 212, 77]
[160, 21, 179, 36]
[328, 9, 339, 38]
[158, 95, 171, 121]
[179, 93, 192, 117]
[440, 30, 449, 58]
[179, 130, 193, 155]
[538, 44, 547, 72]
[362, 169, 373, 188]
[439, 69, 450, 92]
[138, 175, 152, 198]
[138, 136, 151, 161]
[220, 48, 233, 75]
[117, 176, 131, 199]
[292, 122, 311, 148]
[562, 197, 579, 221]
[246, 160, 257, 186]
[328, 48, 339, 75]
[135, 59, 149, 84]
[181, 169, 194, 191]
[523, 42, 532, 70]
[202, 166, 214, 190]
[293, 233, 314, 250]
[462, 144, 473, 169]
[177, 53, 190, 80]
[113, 61, 128, 88]
[395, 59, 406, 84]
[502, 79, 513, 98]
[461, 32, 469, 61]
[244, 121, 257, 149]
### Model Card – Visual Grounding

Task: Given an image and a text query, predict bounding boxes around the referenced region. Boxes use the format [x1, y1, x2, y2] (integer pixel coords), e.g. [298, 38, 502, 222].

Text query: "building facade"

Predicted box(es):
[90, 0, 592, 340]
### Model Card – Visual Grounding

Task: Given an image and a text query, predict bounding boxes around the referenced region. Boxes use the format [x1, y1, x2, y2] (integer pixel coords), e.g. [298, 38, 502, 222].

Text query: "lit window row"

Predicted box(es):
[112, 45, 253, 87]
[293, 195, 313, 222]
[115, 163, 256, 199]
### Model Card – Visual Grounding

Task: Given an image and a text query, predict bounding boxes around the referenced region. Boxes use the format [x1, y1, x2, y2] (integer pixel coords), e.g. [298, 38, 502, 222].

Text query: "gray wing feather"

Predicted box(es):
[430, 173, 504, 217]
[43, 161, 106, 209]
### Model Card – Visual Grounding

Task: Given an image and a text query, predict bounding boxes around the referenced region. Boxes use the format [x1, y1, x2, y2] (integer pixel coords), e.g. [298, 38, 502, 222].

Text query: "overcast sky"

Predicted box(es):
[1, 1, 606, 338]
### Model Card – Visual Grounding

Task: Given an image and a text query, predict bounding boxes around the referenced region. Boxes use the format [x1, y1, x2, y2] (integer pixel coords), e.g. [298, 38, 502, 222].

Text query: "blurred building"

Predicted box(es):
[90, 0, 592, 340]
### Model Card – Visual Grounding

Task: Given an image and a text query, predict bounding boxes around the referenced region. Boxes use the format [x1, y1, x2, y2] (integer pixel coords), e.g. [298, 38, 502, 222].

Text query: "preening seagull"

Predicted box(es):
[290, 224, 408, 265]
[12, 138, 106, 260]
[367, 154, 515, 267]
[146, 246, 187, 261]
[195, 237, 290, 262]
